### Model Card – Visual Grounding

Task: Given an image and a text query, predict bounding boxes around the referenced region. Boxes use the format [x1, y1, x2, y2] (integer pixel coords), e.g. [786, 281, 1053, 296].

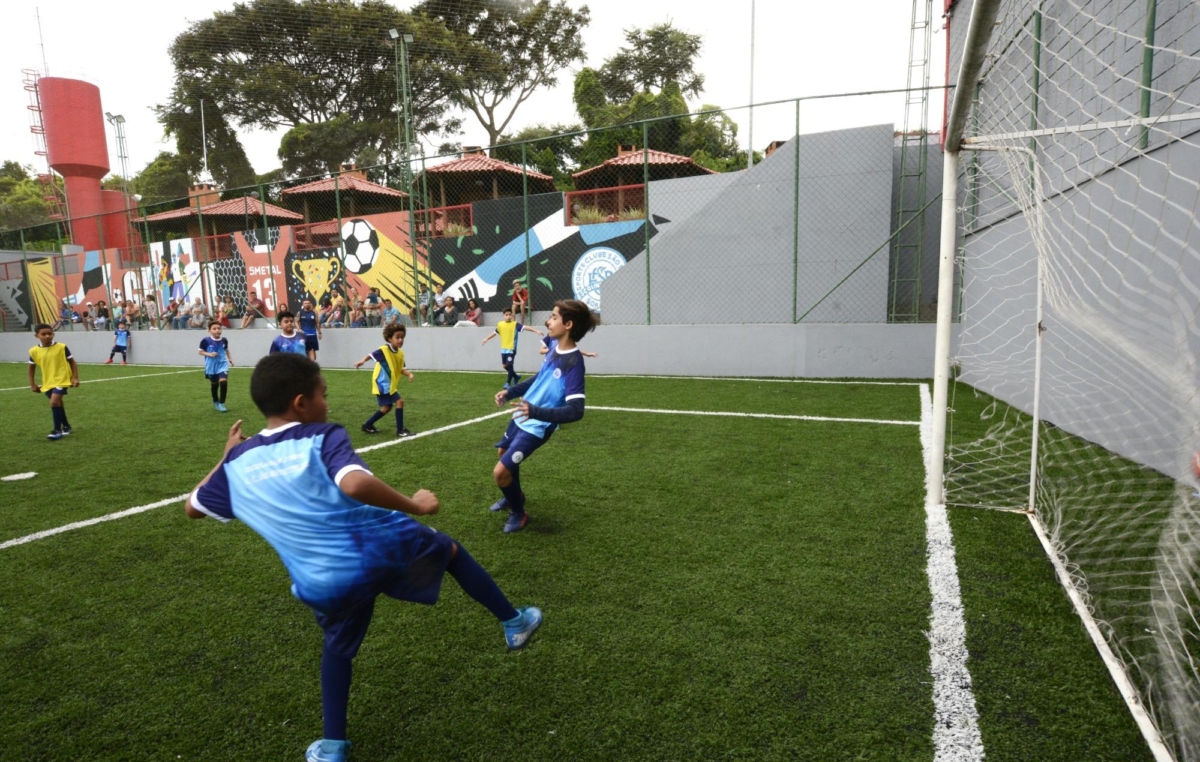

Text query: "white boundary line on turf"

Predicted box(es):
[0, 409, 511, 552]
[920, 383, 984, 761]
[397, 368, 921, 386]
[0, 368, 196, 392]
[590, 405, 918, 426]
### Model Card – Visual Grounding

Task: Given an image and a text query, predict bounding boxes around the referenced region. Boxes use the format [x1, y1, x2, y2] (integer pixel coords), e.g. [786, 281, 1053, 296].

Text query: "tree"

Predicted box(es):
[416, 0, 590, 149]
[0, 162, 53, 232]
[572, 71, 690, 169]
[492, 123, 582, 190]
[597, 23, 704, 102]
[159, 0, 461, 180]
[134, 153, 195, 208]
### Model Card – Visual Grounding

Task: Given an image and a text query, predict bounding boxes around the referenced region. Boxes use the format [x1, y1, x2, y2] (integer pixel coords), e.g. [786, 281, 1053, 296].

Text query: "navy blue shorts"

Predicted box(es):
[304, 334, 320, 352]
[43, 387, 68, 399]
[312, 526, 455, 658]
[495, 419, 552, 470]
[205, 372, 228, 382]
[375, 392, 401, 407]
[500, 351, 515, 369]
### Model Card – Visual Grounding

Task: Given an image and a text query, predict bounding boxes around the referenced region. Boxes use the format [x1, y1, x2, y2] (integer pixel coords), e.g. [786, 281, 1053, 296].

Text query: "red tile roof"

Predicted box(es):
[422, 154, 554, 182]
[136, 197, 303, 223]
[572, 149, 715, 181]
[280, 175, 408, 198]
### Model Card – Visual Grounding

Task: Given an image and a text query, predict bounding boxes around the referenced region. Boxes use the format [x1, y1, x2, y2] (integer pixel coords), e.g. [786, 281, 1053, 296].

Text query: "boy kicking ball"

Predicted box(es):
[27, 323, 80, 440]
[184, 353, 542, 762]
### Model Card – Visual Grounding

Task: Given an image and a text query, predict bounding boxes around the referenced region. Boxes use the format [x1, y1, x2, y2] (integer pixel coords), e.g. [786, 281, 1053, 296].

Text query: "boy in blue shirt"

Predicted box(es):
[105, 320, 132, 364]
[269, 311, 308, 355]
[298, 299, 323, 361]
[489, 299, 598, 533]
[198, 320, 236, 412]
[185, 353, 542, 762]
[354, 323, 413, 436]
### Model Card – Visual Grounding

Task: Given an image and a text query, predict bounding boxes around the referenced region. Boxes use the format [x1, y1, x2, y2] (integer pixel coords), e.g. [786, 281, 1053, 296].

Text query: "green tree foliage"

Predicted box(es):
[596, 23, 704, 102]
[573, 71, 689, 169]
[415, 0, 590, 150]
[135, 153, 195, 208]
[0, 161, 53, 232]
[492, 123, 582, 190]
[159, 0, 460, 181]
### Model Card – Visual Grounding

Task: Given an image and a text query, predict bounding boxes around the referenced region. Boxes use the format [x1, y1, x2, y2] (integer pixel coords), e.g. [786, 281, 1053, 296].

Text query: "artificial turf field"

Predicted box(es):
[0, 362, 1152, 761]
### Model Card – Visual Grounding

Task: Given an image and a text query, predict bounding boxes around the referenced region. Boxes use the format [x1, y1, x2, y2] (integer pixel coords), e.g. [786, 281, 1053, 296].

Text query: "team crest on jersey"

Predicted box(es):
[552, 368, 562, 379]
[572, 247, 627, 310]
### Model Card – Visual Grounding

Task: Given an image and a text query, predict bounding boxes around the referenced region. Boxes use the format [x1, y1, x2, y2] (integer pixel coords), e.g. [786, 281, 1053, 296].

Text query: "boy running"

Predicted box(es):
[199, 320, 236, 412]
[489, 300, 599, 533]
[185, 353, 541, 762]
[481, 308, 543, 388]
[298, 299, 323, 361]
[268, 311, 307, 354]
[354, 324, 413, 436]
[27, 323, 80, 440]
[105, 320, 132, 364]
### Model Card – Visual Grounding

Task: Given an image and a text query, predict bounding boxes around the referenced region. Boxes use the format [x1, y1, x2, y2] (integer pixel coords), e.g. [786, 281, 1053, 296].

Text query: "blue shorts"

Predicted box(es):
[495, 419, 552, 470]
[44, 387, 68, 399]
[500, 351, 515, 368]
[304, 334, 320, 352]
[311, 525, 456, 658]
[205, 372, 228, 382]
[375, 392, 401, 407]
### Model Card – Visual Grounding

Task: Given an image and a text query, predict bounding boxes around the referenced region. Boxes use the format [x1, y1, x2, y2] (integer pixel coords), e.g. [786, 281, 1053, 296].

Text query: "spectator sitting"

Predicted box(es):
[165, 300, 183, 330]
[438, 297, 458, 326]
[188, 297, 210, 330]
[465, 298, 482, 326]
[416, 285, 432, 325]
[364, 288, 382, 326]
[430, 284, 449, 324]
[94, 301, 110, 330]
[242, 291, 266, 329]
[381, 299, 402, 326]
[348, 300, 366, 328]
[112, 300, 125, 326]
[82, 302, 95, 331]
[126, 300, 142, 329]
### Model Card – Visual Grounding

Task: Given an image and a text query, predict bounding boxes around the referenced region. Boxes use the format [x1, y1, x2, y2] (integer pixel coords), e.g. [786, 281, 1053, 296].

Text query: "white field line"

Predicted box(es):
[590, 405, 918, 426]
[920, 383, 984, 761]
[0, 368, 196, 392]
[404, 368, 921, 386]
[0, 409, 510, 552]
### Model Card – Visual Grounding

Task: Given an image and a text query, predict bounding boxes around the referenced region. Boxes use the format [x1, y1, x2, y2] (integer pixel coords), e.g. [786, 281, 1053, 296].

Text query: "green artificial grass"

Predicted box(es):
[0, 364, 1153, 760]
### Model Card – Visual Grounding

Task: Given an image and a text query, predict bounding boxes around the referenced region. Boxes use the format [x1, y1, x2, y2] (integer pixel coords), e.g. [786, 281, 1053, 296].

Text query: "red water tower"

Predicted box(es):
[39, 77, 134, 252]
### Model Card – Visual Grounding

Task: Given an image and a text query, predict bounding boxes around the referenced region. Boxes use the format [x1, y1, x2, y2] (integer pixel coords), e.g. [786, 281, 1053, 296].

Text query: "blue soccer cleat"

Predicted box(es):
[215, 403, 228, 413]
[503, 606, 543, 650]
[488, 497, 509, 512]
[306, 738, 351, 762]
[503, 510, 529, 533]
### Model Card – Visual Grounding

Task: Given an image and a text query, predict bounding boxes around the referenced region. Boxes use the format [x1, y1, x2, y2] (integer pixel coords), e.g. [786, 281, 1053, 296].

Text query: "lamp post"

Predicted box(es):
[389, 28, 423, 308]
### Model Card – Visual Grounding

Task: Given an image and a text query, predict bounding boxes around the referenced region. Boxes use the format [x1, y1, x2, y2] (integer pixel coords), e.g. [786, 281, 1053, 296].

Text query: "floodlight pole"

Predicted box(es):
[391, 28, 422, 307]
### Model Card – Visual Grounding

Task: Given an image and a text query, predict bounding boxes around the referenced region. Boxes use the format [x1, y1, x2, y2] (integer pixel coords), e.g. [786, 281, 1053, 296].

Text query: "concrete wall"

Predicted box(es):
[2, 322, 939, 379]
[601, 124, 896, 325]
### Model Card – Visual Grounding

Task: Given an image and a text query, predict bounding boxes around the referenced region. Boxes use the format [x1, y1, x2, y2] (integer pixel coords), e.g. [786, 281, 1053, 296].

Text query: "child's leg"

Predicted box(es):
[48, 392, 67, 431]
[364, 404, 391, 428]
[316, 599, 376, 742]
[394, 400, 404, 433]
[493, 461, 525, 514]
[218, 380, 228, 404]
[210, 381, 220, 402]
[446, 542, 519, 622]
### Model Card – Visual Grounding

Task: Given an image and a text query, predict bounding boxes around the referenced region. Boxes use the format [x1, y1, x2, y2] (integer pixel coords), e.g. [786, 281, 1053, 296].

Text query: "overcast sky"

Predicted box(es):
[0, 0, 947, 180]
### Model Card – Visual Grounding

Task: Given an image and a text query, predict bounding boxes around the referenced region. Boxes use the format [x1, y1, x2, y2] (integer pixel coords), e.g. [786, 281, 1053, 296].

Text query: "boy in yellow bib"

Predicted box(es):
[354, 323, 414, 437]
[27, 323, 80, 441]
[481, 308, 543, 388]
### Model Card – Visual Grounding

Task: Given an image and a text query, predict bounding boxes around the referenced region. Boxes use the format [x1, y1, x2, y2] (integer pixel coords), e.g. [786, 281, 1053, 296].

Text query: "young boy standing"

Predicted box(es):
[27, 323, 80, 440]
[185, 353, 541, 762]
[105, 319, 132, 364]
[354, 324, 413, 436]
[268, 311, 308, 355]
[199, 320, 236, 412]
[481, 308, 543, 388]
[298, 299, 323, 361]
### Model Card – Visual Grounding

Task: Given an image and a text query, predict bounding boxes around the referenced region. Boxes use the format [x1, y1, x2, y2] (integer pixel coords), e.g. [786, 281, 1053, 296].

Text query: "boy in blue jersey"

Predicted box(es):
[269, 311, 308, 355]
[185, 353, 542, 762]
[199, 320, 236, 412]
[105, 320, 132, 364]
[481, 308, 543, 388]
[298, 299, 323, 361]
[28, 323, 80, 440]
[354, 323, 413, 436]
[489, 299, 599, 533]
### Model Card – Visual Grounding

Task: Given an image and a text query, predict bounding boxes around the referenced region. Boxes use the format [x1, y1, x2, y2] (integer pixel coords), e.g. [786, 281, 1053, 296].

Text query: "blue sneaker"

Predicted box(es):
[488, 497, 509, 512]
[216, 403, 228, 413]
[503, 382, 510, 390]
[503, 606, 543, 650]
[46, 430, 63, 441]
[306, 739, 351, 762]
[503, 510, 528, 534]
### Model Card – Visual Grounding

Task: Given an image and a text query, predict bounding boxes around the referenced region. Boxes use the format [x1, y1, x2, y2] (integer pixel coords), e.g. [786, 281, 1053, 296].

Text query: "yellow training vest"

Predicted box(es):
[29, 342, 72, 391]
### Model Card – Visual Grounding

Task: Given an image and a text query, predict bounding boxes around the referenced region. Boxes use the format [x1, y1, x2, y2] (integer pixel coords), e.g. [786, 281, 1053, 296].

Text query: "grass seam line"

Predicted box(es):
[0, 409, 511, 551]
[0, 369, 196, 392]
[920, 382, 984, 761]
[590, 405, 919, 426]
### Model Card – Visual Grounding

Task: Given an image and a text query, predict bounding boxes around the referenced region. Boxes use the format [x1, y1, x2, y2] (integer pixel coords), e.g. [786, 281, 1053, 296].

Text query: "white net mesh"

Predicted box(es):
[943, 0, 1200, 757]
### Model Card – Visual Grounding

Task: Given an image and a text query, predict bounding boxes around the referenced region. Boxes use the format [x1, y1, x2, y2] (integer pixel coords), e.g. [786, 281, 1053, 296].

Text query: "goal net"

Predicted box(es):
[943, 0, 1200, 758]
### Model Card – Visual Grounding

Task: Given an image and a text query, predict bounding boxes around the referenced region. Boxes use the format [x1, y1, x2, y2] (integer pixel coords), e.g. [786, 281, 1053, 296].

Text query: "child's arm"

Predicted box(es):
[404, 368, 414, 382]
[68, 357, 80, 387]
[27, 362, 37, 393]
[582, 350, 598, 358]
[185, 421, 247, 519]
[226, 347, 235, 367]
[353, 354, 375, 369]
[510, 397, 584, 425]
[481, 331, 497, 345]
[521, 325, 544, 336]
[337, 471, 438, 516]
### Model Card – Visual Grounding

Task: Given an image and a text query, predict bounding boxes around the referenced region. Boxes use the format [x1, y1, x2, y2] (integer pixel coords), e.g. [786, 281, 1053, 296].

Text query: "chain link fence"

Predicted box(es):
[0, 91, 949, 333]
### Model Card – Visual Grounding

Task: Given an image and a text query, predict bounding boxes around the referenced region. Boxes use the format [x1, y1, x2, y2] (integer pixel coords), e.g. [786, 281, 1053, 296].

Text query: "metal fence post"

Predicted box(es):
[793, 99, 801, 323]
[259, 183, 279, 318]
[642, 122, 651, 326]
[19, 230, 35, 332]
[522, 142, 531, 319]
[334, 172, 347, 294]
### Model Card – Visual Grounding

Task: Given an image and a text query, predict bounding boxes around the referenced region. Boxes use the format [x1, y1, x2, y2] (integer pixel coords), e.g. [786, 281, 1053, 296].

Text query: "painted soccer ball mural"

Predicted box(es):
[341, 219, 380, 274]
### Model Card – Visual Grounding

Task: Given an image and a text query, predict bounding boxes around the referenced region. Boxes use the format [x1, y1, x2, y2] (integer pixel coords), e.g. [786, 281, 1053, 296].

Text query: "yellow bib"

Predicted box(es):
[29, 342, 72, 391]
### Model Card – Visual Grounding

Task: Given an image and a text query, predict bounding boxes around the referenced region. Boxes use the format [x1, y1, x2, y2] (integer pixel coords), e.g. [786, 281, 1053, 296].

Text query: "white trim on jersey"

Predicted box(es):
[565, 394, 586, 401]
[259, 422, 301, 436]
[333, 464, 372, 487]
[189, 488, 233, 523]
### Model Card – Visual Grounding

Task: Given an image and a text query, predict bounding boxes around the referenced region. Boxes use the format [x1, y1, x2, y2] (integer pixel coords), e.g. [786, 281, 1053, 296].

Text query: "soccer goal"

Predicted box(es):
[929, 1, 1200, 760]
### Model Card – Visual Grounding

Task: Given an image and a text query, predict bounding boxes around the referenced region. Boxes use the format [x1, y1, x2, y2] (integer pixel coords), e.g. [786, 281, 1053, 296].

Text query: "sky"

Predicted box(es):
[0, 0, 948, 181]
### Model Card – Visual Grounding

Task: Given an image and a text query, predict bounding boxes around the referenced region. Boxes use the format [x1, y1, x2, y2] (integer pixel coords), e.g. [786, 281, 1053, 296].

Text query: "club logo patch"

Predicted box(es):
[553, 368, 562, 379]
[572, 247, 627, 310]
[511, 451, 525, 464]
